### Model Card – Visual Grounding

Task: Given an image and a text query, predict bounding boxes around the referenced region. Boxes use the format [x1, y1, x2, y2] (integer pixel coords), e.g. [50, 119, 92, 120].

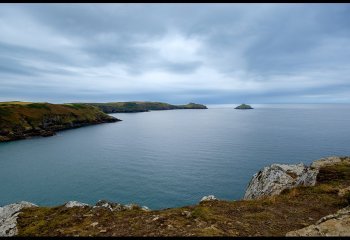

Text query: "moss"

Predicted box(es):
[191, 206, 212, 221]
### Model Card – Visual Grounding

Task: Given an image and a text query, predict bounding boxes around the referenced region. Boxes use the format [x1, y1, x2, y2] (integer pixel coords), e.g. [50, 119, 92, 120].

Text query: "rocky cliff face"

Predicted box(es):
[243, 156, 350, 200]
[0, 102, 120, 142]
[243, 163, 318, 200]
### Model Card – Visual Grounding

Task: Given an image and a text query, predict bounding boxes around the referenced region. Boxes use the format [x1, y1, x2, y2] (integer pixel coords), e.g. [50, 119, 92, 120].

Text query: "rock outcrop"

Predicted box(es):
[94, 200, 148, 212]
[64, 201, 89, 208]
[243, 156, 350, 200]
[243, 163, 318, 200]
[200, 195, 218, 202]
[0, 201, 37, 236]
[286, 207, 350, 236]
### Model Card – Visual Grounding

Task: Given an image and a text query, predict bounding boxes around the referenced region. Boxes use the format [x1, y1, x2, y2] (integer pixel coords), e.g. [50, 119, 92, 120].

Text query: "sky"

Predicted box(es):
[1, 3, 350, 104]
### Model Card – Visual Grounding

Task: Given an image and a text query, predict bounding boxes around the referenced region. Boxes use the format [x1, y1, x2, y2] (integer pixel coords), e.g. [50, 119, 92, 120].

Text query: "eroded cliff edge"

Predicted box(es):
[1, 156, 349, 236]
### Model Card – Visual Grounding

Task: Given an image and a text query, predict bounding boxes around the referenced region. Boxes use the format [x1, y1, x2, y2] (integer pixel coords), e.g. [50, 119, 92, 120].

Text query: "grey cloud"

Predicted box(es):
[1, 4, 350, 103]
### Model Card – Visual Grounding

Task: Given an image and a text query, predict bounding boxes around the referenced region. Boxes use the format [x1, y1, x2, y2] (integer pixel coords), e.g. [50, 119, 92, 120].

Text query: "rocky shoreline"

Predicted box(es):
[0, 102, 121, 142]
[0, 117, 119, 142]
[1, 156, 349, 236]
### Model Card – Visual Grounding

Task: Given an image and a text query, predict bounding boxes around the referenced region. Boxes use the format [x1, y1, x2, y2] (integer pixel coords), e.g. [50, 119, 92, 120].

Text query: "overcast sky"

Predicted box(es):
[1, 3, 350, 104]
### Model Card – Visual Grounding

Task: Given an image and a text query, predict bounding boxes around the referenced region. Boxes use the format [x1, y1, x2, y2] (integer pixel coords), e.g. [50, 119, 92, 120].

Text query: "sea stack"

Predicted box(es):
[235, 104, 253, 109]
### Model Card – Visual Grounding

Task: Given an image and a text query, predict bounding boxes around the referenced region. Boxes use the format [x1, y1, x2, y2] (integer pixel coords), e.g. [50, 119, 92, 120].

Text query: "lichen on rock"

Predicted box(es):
[64, 201, 89, 208]
[200, 195, 218, 202]
[243, 156, 350, 200]
[243, 163, 318, 200]
[0, 201, 37, 237]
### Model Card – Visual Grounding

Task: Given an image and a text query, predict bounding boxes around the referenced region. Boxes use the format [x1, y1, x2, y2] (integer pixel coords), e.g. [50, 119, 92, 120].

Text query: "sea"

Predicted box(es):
[1, 104, 350, 209]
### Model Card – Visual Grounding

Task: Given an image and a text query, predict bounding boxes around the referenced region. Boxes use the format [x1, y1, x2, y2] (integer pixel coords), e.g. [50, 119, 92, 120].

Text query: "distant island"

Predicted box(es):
[81, 102, 208, 113]
[235, 104, 253, 110]
[0, 102, 120, 142]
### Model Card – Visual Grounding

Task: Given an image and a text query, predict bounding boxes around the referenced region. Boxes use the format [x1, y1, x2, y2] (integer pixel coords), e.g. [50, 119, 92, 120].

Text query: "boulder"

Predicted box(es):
[0, 201, 37, 237]
[200, 195, 218, 202]
[286, 207, 350, 236]
[95, 200, 141, 211]
[124, 203, 140, 210]
[95, 200, 123, 211]
[141, 206, 151, 212]
[64, 201, 89, 208]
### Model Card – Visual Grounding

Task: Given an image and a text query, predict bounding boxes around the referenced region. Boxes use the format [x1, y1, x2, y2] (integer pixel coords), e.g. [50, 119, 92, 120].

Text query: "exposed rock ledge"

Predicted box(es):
[286, 206, 350, 236]
[244, 156, 350, 200]
[0, 201, 37, 237]
[200, 195, 218, 203]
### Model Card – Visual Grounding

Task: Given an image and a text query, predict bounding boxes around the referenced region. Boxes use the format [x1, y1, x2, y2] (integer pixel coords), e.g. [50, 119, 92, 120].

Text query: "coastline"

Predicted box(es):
[1, 156, 349, 236]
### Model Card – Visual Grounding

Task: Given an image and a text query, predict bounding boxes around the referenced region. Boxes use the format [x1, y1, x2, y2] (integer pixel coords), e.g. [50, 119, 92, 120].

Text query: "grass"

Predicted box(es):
[83, 102, 207, 113]
[16, 163, 350, 237]
[0, 102, 119, 142]
[0, 101, 32, 105]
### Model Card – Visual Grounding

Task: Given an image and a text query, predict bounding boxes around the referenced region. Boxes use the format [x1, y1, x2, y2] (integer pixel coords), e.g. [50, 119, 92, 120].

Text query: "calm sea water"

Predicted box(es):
[1, 104, 350, 209]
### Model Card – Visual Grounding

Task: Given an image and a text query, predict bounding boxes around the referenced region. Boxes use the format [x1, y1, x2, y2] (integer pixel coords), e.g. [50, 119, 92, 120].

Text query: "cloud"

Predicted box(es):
[0, 4, 350, 103]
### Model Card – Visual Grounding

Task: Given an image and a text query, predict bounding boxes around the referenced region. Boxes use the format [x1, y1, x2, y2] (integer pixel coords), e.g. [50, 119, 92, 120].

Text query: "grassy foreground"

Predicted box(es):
[17, 163, 350, 236]
[0, 101, 119, 142]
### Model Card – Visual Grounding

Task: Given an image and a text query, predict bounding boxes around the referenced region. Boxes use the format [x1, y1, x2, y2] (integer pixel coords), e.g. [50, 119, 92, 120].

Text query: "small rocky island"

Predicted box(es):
[1, 156, 349, 236]
[235, 104, 253, 109]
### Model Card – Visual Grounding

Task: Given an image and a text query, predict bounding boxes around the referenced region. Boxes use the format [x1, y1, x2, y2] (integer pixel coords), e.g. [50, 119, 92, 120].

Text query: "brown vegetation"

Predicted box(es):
[17, 163, 350, 236]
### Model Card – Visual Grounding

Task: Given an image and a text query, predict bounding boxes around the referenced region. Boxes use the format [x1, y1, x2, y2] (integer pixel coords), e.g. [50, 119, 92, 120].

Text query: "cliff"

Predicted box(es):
[0, 102, 120, 142]
[1, 156, 349, 236]
[82, 102, 207, 113]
